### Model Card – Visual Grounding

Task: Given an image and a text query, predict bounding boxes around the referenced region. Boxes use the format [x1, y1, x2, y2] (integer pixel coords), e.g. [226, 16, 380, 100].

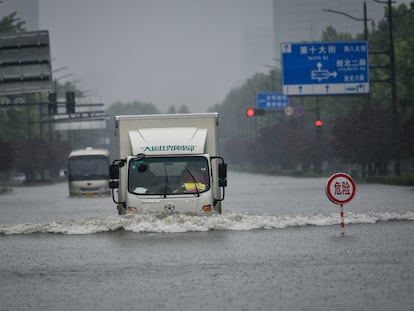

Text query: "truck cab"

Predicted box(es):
[109, 113, 227, 215]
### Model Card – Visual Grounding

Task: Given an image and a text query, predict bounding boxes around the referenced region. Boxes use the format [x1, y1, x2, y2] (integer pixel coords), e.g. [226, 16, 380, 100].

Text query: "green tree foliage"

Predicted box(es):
[321, 26, 353, 41]
[0, 13, 29, 140]
[218, 72, 280, 141]
[0, 107, 28, 140]
[105, 100, 160, 139]
[0, 12, 26, 33]
[401, 113, 414, 158]
[215, 69, 333, 172]
[0, 136, 71, 181]
[0, 13, 100, 180]
[367, 3, 414, 116]
[104, 101, 160, 158]
[0, 13, 27, 177]
[212, 2, 414, 175]
[107, 100, 160, 117]
[393, 3, 414, 116]
[0, 99, 43, 177]
[256, 118, 315, 171]
[0, 140, 14, 176]
[167, 106, 177, 114]
[14, 139, 71, 180]
[165, 105, 190, 114]
[330, 105, 394, 176]
[178, 105, 190, 113]
[328, 2, 414, 175]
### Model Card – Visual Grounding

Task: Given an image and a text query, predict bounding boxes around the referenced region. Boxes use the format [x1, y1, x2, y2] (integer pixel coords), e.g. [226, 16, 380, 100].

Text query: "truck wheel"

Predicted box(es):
[117, 204, 126, 215]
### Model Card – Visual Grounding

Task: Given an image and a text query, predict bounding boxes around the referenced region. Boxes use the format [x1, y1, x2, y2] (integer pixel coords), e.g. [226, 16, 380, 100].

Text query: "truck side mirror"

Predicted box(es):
[218, 163, 227, 179]
[109, 180, 119, 189]
[219, 179, 227, 187]
[218, 163, 227, 187]
[109, 164, 119, 179]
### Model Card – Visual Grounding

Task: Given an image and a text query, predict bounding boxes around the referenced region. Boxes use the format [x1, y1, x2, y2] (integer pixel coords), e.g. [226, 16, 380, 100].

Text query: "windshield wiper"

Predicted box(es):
[162, 163, 169, 198]
[184, 167, 200, 197]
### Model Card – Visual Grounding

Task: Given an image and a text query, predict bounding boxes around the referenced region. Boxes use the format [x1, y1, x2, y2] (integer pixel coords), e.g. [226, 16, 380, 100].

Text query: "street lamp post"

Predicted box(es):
[374, 0, 400, 176]
[324, 0, 401, 176]
[55, 73, 75, 91]
[322, 2, 372, 40]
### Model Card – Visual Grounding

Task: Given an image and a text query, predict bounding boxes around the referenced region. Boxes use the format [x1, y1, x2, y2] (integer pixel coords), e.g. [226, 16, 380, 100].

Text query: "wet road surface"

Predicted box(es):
[1, 172, 413, 310]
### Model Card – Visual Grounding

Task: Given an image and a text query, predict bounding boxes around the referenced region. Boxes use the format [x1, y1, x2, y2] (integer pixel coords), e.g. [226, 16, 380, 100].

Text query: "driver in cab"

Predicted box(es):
[177, 161, 208, 193]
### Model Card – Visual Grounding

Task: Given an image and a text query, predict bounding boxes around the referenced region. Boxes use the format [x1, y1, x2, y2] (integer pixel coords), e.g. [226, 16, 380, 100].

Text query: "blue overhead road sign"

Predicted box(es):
[256, 92, 288, 109]
[281, 41, 369, 96]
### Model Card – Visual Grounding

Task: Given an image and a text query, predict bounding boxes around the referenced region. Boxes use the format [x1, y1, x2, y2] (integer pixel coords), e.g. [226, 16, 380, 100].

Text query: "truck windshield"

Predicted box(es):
[128, 156, 210, 195]
[68, 156, 109, 181]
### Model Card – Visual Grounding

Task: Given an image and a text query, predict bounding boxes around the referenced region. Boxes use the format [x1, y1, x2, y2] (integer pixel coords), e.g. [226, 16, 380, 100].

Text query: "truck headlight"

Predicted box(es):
[202, 205, 211, 212]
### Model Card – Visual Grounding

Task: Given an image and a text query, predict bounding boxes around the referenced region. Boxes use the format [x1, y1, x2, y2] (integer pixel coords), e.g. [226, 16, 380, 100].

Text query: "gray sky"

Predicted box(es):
[38, 0, 274, 112]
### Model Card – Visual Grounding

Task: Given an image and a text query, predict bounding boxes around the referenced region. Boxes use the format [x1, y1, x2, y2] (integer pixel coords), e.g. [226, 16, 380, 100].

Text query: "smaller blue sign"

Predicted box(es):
[294, 105, 304, 116]
[256, 92, 289, 110]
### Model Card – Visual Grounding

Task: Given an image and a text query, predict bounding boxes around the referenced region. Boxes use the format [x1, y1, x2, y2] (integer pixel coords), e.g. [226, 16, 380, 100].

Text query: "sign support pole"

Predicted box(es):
[325, 173, 356, 236]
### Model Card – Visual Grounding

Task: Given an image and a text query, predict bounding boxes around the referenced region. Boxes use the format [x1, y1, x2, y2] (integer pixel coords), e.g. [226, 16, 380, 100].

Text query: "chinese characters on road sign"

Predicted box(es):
[334, 180, 351, 196]
[326, 173, 356, 205]
[281, 41, 369, 96]
[256, 92, 288, 110]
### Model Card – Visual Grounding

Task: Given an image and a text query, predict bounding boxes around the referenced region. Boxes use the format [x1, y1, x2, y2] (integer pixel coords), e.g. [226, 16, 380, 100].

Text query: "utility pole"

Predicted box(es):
[363, 2, 368, 40]
[315, 97, 322, 174]
[373, 0, 400, 176]
[324, 0, 401, 176]
[323, 2, 372, 109]
[386, 0, 401, 176]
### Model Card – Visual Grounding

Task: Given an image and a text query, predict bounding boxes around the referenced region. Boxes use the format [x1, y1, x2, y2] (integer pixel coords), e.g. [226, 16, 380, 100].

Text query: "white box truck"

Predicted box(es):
[109, 113, 227, 215]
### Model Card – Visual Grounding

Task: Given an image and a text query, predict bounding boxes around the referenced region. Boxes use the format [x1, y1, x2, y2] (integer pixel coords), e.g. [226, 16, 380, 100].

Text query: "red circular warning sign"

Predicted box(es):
[325, 173, 356, 205]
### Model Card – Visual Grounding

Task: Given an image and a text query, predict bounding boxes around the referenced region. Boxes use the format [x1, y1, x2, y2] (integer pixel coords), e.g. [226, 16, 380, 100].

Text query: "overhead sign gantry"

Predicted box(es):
[0, 30, 52, 95]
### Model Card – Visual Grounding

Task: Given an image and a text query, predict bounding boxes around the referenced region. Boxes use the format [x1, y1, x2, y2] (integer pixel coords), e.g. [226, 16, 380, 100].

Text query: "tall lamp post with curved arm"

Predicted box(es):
[322, 2, 372, 40]
[373, 0, 400, 176]
[323, 0, 401, 176]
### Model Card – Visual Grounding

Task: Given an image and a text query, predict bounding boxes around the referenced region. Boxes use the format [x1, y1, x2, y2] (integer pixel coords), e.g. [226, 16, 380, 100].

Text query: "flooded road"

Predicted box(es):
[1, 171, 414, 310]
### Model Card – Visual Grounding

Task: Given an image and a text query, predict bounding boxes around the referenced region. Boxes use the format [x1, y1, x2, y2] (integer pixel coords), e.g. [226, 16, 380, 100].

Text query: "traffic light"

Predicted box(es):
[65, 91, 75, 114]
[48, 92, 57, 115]
[246, 108, 265, 117]
[314, 120, 323, 127]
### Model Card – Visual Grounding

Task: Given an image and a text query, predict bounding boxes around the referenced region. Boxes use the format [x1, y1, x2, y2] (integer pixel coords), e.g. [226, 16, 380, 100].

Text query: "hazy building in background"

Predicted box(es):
[240, 0, 395, 78]
[272, 0, 396, 59]
[0, 0, 39, 31]
[240, 27, 275, 81]
[4, 0, 410, 110]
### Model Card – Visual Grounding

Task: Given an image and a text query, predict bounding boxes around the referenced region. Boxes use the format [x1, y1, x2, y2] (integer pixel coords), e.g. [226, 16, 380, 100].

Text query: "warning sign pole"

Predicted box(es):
[325, 173, 356, 236]
[340, 204, 345, 235]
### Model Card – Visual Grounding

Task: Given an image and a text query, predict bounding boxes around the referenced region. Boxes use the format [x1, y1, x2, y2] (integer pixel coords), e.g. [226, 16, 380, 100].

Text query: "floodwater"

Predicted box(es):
[1, 171, 413, 311]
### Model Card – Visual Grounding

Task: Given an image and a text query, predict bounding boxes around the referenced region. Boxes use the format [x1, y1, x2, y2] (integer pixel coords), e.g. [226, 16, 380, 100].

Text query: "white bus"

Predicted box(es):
[67, 147, 110, 197]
